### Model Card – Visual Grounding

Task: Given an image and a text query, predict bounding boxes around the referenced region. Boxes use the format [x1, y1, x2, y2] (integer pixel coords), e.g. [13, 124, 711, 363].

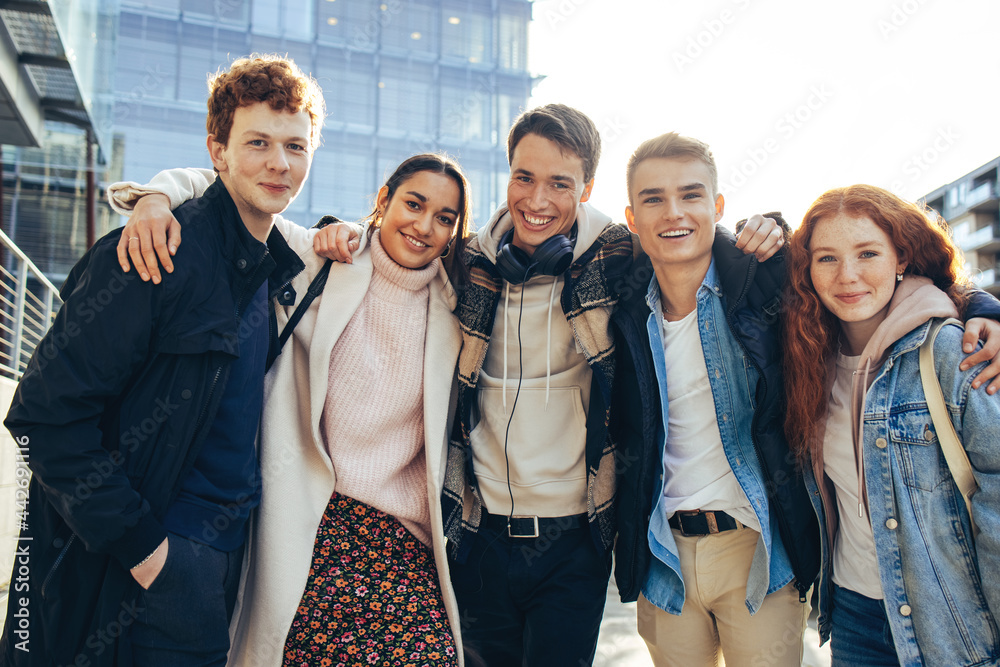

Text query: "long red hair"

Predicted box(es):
[783, 184, 970, 463]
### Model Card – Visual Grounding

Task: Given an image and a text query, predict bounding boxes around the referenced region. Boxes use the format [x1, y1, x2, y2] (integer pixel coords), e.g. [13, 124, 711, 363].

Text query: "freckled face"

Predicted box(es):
[809, 213, 906, 333]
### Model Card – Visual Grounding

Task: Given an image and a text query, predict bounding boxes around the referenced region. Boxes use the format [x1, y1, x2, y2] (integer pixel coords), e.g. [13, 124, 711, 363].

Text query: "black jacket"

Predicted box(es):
[0, 180, 304, 667]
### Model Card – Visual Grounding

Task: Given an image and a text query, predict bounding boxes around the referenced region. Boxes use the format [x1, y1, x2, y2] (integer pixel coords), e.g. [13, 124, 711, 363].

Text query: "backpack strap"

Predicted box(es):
[919, 317, 980, 539]
[277, 259, 333, 353]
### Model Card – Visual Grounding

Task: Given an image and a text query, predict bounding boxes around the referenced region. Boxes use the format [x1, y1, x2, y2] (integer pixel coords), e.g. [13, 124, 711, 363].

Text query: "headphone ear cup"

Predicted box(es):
[496, 230, 534, 284]
[530, 234, 574, 277]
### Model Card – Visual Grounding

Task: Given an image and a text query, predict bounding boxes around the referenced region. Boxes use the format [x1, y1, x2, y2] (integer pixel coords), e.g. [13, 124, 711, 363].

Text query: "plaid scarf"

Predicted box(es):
[442, 223, 634, 560]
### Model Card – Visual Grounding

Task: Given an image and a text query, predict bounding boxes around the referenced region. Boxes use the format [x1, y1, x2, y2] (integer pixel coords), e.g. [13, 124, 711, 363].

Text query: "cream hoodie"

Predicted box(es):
[471, 202, 614, 518]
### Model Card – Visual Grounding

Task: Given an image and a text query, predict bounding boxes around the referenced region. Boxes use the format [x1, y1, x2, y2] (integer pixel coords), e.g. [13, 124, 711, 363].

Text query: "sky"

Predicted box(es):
[526, 0, 1000, 230]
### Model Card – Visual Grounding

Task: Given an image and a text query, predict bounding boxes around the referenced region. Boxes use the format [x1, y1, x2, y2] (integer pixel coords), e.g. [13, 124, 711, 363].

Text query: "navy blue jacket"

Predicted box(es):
[0, 180, 304, 667]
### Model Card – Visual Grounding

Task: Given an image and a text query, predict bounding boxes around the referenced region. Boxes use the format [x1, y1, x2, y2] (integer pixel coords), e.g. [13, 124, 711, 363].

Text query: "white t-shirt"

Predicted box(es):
[659, 311, 760, 532]
[824, 351, 884, 600]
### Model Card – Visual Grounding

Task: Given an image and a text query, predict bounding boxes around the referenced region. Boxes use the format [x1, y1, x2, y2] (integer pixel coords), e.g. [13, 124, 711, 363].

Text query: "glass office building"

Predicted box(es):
[113, 0, 536, 231]
[0, 0, 119, 280]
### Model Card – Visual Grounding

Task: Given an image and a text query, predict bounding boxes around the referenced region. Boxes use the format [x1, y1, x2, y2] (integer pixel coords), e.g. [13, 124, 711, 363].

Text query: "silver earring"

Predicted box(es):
[896, 273, 904, 282]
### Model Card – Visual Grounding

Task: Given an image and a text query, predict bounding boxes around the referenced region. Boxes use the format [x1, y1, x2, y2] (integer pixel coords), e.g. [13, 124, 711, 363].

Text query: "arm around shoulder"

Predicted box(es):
[107, 167, 217, 214]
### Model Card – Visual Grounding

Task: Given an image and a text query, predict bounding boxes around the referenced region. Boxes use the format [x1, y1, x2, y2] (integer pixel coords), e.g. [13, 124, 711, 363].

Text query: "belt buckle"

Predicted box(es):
[676, 509, 707, 537]
[508, 515, 539, 538]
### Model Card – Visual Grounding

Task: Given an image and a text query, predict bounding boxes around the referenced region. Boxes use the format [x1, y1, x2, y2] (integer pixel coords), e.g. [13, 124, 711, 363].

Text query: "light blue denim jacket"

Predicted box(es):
[640, 262, 793, 615]
[806, 320, 1000, 667]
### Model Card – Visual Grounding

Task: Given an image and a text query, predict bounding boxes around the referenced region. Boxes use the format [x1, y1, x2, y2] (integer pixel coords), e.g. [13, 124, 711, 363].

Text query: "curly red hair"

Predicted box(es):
[783, 184, 970, 463]
[206, 54, 325, 151]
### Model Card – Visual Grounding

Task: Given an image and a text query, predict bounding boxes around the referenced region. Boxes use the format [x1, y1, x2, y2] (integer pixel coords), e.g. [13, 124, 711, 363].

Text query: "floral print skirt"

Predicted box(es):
[282, 493, 458, 667]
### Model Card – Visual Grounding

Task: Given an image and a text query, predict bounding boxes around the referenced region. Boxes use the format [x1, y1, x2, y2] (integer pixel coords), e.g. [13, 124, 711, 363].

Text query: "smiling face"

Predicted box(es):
[376, 170, 460, 269]
[625, 156, 724, 276]
[809, 213, 907, 353]
[208, 101, 313, 237]
[506, 132, 594, 256]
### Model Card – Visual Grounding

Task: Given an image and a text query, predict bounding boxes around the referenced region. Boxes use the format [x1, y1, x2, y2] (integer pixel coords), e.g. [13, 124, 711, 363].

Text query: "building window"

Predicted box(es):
[311, 146, 374, 222]
[441, 5, 490, 64]
[179, 24, 213, 102]
[181, 0, 248, 22]
[498, 9, 527, 70]
[381, 0, 436, 55]
[115, 15, 178, 101]
[318, 0, 379, 49]
[440, 70, 489, 142]
[252, 0, 314, 39]
[378, 61, 434, 136]
[315, 49, 376, 127]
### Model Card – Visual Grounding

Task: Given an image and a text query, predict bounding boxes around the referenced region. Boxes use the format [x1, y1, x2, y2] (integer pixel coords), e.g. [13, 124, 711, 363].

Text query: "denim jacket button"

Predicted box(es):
[924, 429, 934, 441]
[899, 604, 912, 616]
[886, 518, 898, 530]
[875, 437, 887, 449]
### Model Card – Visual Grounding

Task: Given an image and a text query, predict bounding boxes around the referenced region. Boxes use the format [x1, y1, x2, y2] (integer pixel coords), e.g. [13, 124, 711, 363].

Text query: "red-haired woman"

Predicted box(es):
[783, 184, 1000, 666]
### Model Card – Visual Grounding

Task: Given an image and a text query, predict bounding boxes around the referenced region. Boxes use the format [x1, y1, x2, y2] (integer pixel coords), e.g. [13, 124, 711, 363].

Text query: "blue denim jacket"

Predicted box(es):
[640, 261, 794, 615]
[806, 320, 1000, 667]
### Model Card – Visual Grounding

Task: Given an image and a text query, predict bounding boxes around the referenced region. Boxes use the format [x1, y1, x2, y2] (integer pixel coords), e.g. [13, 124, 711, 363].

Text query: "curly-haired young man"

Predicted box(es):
[0, 55, 323, 667]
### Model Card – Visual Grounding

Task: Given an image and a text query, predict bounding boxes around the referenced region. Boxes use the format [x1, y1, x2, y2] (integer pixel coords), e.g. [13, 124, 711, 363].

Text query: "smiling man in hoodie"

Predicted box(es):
[439, 104, 631, 666]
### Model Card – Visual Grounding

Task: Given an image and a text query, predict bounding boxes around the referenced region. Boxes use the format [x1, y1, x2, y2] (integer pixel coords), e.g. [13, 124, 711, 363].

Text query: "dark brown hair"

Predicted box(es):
[364, 153, 472, 289]
[506, 104, 601, 183]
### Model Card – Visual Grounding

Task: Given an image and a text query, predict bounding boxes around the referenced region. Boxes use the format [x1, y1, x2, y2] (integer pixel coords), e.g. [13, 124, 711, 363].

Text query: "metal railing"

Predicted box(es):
[0, 228, 61, 380]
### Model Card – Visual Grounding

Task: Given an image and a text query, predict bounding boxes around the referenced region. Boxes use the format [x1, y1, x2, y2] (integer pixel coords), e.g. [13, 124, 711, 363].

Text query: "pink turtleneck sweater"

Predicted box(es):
[320, 230, 438, 545]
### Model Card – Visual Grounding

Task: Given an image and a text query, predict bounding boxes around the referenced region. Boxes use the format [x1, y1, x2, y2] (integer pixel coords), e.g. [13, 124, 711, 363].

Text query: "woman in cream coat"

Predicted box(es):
[111, 154, 470, 666]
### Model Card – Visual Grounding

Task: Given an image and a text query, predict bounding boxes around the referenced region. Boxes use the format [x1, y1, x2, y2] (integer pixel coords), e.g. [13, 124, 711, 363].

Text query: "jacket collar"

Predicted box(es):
[265, 225, 306, 304]
[201, 179, 305, 301]
[643, 256, 721, 313]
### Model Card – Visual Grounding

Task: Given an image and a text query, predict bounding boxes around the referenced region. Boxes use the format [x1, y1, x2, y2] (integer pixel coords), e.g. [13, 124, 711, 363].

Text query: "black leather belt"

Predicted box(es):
[484, 512, 588, 538]
[669, 510, 740, 536]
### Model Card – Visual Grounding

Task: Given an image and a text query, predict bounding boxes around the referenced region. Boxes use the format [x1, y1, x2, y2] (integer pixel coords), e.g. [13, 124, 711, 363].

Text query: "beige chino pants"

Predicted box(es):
[637, 525, 808, 667]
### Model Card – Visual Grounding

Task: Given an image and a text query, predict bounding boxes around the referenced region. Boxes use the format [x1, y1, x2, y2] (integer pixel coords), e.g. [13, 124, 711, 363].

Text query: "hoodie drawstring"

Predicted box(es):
[545, 277, 558, 408]
[854, 357, 873, 518]
[502, 282, 511, 410]
[501, 277, 559, 410]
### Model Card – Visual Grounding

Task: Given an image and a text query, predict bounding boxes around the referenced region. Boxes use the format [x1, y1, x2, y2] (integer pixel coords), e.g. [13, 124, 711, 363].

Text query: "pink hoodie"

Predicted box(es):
[812, 275, 959, 542]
